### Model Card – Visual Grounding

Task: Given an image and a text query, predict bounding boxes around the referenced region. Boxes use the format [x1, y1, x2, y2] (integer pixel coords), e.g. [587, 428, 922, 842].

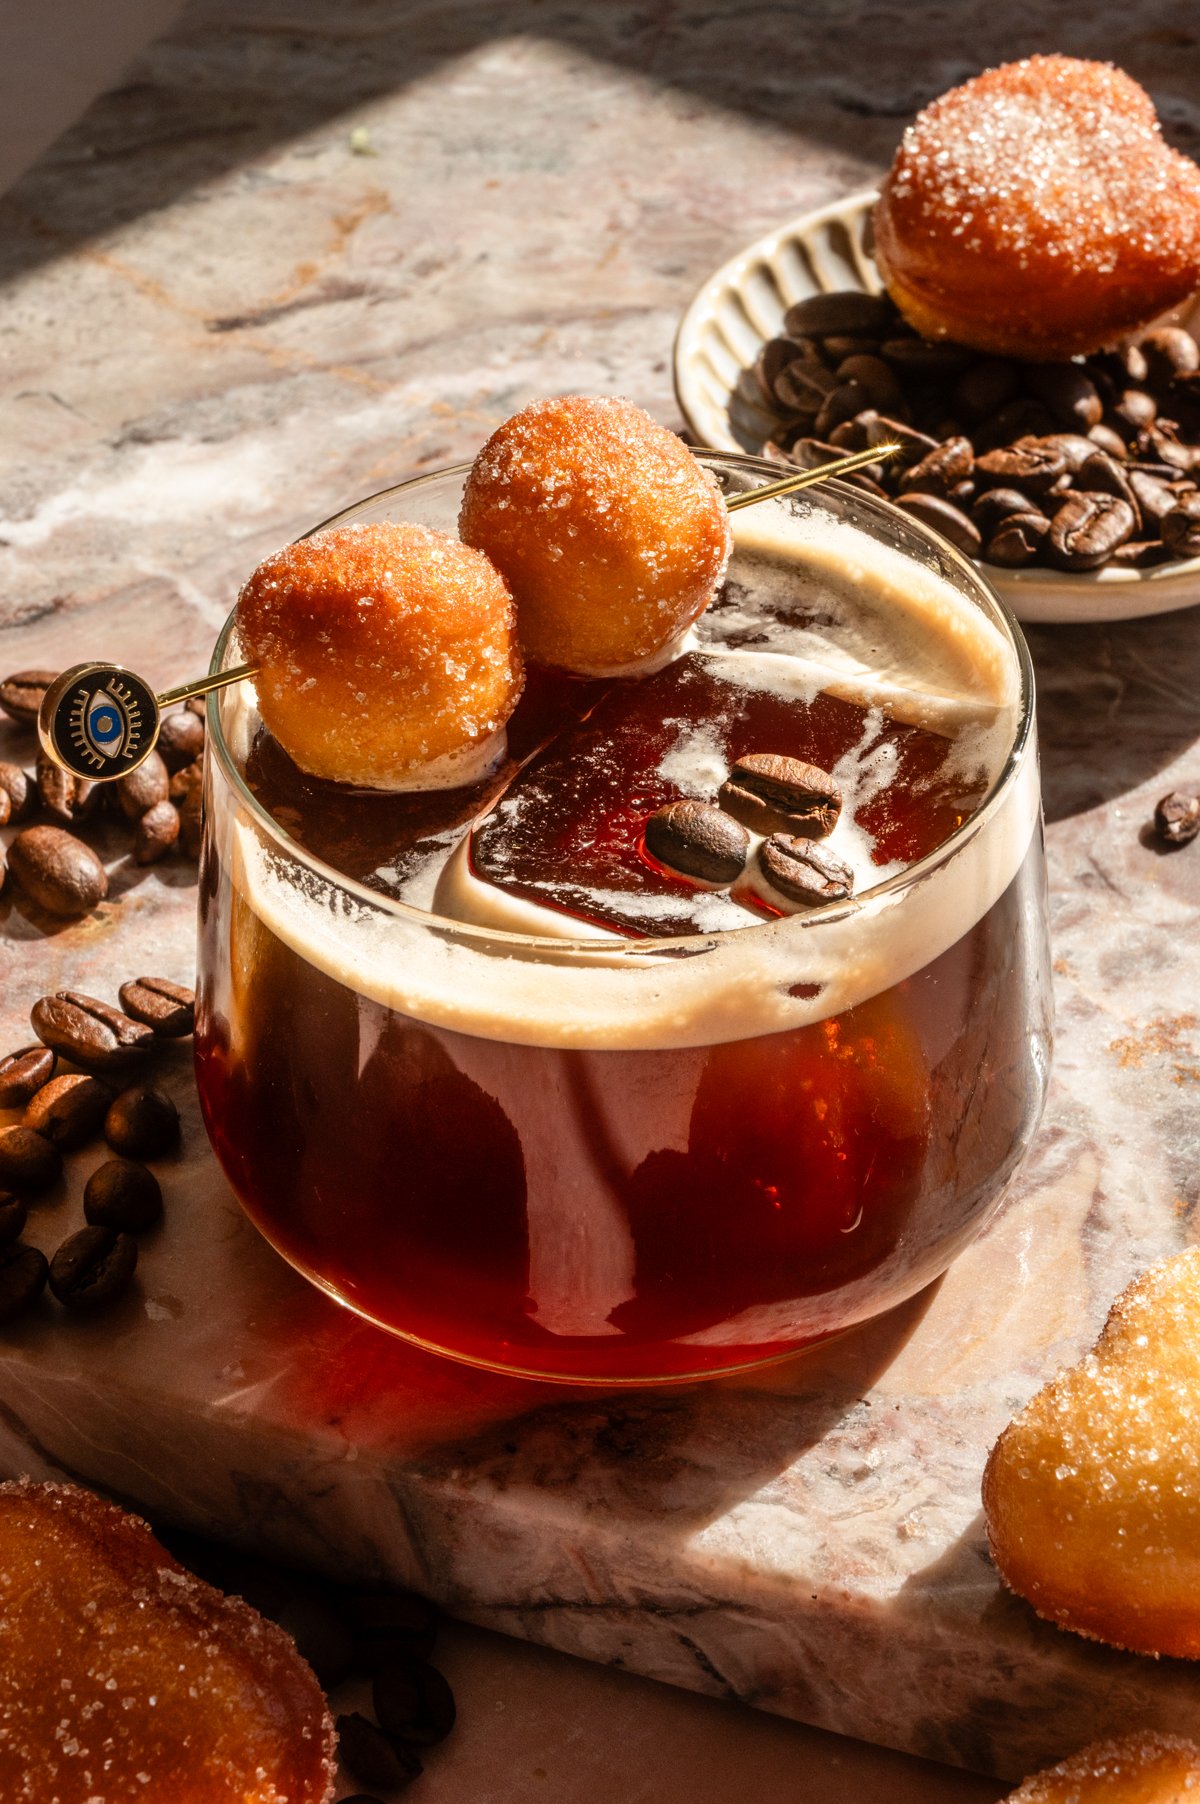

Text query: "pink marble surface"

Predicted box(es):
[2, 1, 1200, 1789]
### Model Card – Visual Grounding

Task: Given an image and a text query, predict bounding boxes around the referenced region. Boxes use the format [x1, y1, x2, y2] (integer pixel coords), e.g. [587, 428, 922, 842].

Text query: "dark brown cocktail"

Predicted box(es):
[195, 457, 1050, 1383]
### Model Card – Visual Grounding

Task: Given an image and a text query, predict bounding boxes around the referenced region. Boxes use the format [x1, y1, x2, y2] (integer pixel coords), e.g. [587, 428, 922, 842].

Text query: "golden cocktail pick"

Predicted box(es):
[724, 440, 901, 510]
[38, 662, 256, 782]
[37, 443, 902, 782]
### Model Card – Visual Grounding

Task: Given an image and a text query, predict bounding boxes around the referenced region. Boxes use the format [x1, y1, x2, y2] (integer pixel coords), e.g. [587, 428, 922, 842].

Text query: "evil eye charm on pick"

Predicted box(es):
[39, 663, 161, 780]
[37, 657, 258, 781]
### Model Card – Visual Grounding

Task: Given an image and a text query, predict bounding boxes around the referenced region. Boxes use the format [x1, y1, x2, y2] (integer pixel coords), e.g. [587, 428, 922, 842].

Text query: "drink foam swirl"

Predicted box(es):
[223, 503, 1039, 1051]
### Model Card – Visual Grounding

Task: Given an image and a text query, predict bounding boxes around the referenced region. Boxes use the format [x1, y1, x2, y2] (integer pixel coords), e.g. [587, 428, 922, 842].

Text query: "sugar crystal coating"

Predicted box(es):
[874, 56, 1200, 359]
[459, 394, 733, 675]
[983, 1245, 1200, 1657]
[1005, 1730, 1200, 1802]
[237, 522, 522, 788]
[0, 1478, 336, 1803]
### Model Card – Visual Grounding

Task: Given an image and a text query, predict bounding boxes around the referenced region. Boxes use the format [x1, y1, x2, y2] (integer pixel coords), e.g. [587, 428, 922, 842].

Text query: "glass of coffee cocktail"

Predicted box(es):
[194, 451, 1051, 1384]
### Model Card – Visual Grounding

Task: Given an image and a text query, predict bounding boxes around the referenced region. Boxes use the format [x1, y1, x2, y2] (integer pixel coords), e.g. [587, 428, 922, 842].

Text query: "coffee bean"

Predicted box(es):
[336, 1713, 422, 1791]
[834, 354, 902, 412]
[719, 753, 841, 839]
[339, 1797, 387, 1804]
[157, 708, 206, 772]
[35, 753, 99, 827]
[827, 414, 873, 452]
[983, 513, 1051, 568]
[0, 762, 33, 823]
[896, 491, 982, 557]
[975, 441, 1067, 495]
[1154, 791, 1200, 846]
[1128, 470, 1180, 530]
[644, 801, 748, 886]
[1077, 453, 1142, 532]
[0, 1195, 27, 1246]
[773, 359, 838, 413]
[844, 472, 888, 499]
[929, 416, 965, 444]
[822, 334, 880, 361]
[1095, 342, 1146, 386]
[133, 799, 181, 865]
[971, 488, 1044, 534]
[84, 1158, 163, 1231]
[1147, 429, 1200, 475]
[953, 359, 1019, 421]
[861, 413, 940, 462]
[24, 1075, 112, 1150]
[48, 1225, 138, 1311]
[0, 787, 7, 828]
[1085, 422, 1127, 460]
[1109, 388, 1157, 441]
[179, 780, 204, 857]
[1168, 371, 1200, 436]
[31, 993, 154, 1075]
[1141, 327, 1199, 387]
[813, 380, 871, 440]
[762, 438, 797, 468]
[1026, 363, 1103, 431]
[117, 976, 195, 1039]
[752, 336, 814, 408]
[0, 1045, 57, 1109]
[897, 436, 974, 497]
[1036, 432, 1102, 476]
[9, 826, 108, 918]
[1110, 539, 1175, 569]
[1048, 493, 1136, 570]
[0, 670, 56, 727]
[783, 292, 895, 338]
[1162, 496, 1200, 557]
[0, 1125, 61, 1193]
[757, 836, 854, 906]
[973, 399, 1057, 451]
[879, 337, 973, 376]
[373, 1659, 457, 1746]
[104, 1084, 179, 1159]
[115, 749, 169, 821]
[0, 1243, 48, 1321]
[168, 757, 203, 804]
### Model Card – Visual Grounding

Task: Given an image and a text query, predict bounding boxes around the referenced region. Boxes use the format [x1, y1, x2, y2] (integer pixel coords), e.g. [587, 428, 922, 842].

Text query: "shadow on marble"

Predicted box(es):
[897, 1506, 1200, 1775]
[406, 1282, 940, 1536]
[1029, 611, 1200, 823]
[2, 0, 1199, 292]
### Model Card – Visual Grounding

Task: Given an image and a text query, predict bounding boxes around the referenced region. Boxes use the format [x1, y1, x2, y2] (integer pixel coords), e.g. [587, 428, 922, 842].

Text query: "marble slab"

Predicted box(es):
[3, 0, 1200, 1783]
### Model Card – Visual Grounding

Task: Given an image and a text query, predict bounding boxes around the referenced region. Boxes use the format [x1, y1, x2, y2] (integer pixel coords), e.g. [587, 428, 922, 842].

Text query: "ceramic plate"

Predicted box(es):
[674, 188, 1200, 626]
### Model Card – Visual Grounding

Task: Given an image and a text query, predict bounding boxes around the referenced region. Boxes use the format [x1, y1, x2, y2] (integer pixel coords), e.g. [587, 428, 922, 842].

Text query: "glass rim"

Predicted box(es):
[207, 451, 1037, 958]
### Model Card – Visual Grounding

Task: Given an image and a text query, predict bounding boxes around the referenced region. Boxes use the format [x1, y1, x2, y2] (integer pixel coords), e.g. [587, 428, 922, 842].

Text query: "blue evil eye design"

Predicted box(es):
[85, 690, 126, 758]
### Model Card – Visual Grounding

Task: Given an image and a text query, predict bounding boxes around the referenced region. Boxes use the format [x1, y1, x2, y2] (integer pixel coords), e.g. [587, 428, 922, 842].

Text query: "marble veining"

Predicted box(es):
[2, 0, 1200, 1781]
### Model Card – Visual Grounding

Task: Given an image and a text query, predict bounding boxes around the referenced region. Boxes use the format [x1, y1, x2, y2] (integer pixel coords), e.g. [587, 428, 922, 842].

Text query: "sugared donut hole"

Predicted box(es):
[874, 55, 1200, 360]
[237, 522, 522, 788]
[459, 395, 732, 676]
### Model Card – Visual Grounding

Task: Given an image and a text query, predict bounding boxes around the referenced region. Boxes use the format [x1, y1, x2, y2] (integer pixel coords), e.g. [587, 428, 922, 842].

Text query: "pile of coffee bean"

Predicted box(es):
[645, 752, 853, 906]
[164, 1526, 456, 1800]
[748, 291, 1200, 572]
[0, 977, 192, 1322]
[0, 670, 205, 921]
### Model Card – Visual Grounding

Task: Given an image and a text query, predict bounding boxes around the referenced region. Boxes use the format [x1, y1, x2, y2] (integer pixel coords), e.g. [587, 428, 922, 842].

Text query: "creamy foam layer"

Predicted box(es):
[224, 501, 1038, 1051]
